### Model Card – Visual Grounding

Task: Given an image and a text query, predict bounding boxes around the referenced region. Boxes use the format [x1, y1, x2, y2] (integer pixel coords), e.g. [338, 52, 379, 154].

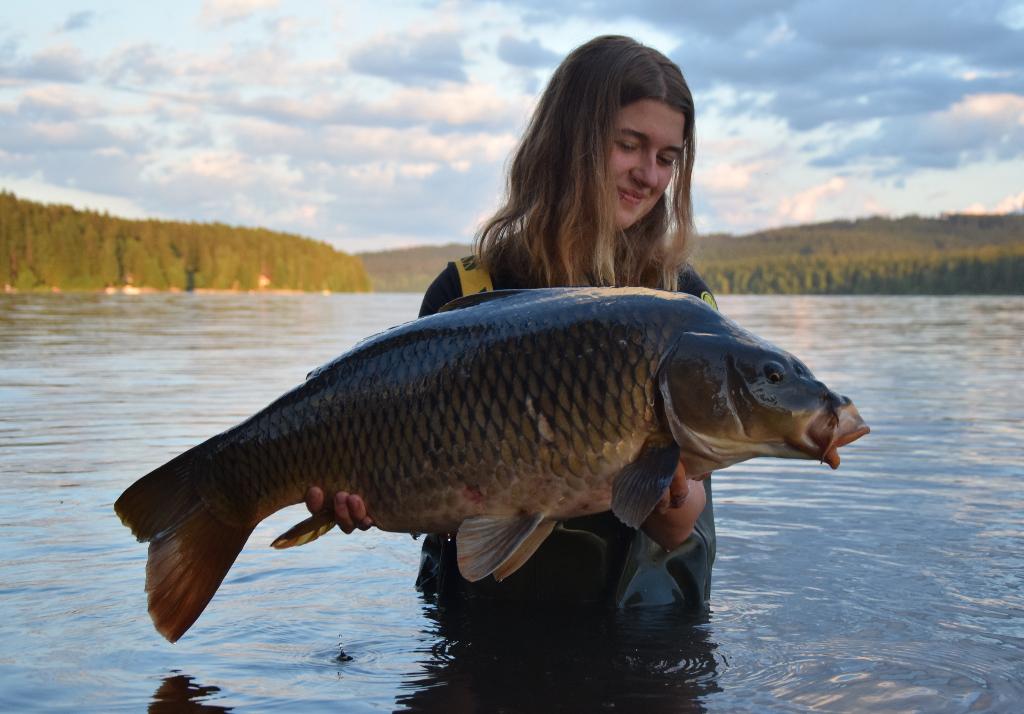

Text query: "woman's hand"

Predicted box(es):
[304, 487, 375, 534]
[304, 462, 705, 546]
[641, 460, 709, 551]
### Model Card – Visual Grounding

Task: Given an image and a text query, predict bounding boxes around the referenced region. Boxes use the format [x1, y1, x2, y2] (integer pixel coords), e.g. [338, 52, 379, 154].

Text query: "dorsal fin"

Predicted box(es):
[438, 289, 529, 313]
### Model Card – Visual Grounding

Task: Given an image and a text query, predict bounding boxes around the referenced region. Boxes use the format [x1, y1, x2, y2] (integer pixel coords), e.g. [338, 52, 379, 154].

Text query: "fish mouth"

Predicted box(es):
[797, 401, 870, 469]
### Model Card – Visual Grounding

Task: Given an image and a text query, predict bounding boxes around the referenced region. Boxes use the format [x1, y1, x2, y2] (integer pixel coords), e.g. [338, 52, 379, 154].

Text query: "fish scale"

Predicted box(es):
[115, 287, 869, 642]
[239, 298, 646, 524]
[282, 301, 658, 530]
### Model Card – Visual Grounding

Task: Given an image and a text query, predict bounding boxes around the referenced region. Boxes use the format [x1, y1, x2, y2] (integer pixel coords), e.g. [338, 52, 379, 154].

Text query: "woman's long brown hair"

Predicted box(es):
[475, 35, 696, 290]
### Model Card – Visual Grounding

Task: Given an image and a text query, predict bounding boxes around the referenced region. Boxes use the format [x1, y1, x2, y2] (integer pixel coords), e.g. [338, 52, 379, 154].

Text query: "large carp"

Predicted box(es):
[116, 287, 869, 641]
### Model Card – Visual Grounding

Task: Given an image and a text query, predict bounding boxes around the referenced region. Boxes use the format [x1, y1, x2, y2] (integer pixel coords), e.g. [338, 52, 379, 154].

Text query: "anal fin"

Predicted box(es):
[456, 513, 554, 582]
[271, 512, 337, 549]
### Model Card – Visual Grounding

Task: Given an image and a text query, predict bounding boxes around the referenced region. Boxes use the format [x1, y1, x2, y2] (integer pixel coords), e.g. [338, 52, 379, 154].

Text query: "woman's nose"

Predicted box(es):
[630, 152, 658, 187]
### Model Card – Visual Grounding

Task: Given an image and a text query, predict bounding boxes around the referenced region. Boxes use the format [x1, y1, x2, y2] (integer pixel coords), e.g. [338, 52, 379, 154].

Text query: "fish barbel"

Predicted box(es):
[115, 287, 869, 641]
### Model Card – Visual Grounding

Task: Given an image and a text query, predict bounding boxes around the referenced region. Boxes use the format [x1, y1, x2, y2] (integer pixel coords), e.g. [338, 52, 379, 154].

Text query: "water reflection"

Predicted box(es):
[394, 600, 721, 712]
[3, 294, 1023, 712]
[148, 672, 230, 713]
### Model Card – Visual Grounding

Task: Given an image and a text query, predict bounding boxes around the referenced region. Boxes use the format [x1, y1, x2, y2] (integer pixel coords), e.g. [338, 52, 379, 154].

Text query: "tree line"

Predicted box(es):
[359, 213, 1023, 294]
[3, 190, 1021, 294]
[0, 192, 370, 292]
[692, 214, 1023, 294]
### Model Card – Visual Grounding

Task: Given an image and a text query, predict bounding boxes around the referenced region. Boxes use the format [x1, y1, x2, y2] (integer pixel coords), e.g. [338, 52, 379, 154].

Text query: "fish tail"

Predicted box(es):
[114, 444, 254, 643]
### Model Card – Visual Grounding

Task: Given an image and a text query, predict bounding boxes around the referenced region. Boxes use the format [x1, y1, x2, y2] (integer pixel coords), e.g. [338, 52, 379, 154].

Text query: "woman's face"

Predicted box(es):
[609, 98, 686, 230]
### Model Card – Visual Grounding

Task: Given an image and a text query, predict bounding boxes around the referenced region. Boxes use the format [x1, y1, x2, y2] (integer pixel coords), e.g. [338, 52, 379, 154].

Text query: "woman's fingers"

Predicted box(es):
[653, 462, 690, 514]
[338, 492, 373, 531]
[668, 469, 690, 508]
[304, 486, 374, 534]
[334, 492, 374, 533]
[305, 486, 325, 514]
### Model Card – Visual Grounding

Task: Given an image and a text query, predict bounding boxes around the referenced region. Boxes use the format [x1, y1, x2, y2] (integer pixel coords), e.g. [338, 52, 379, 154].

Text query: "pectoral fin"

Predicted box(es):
[456, 513, 555, 582]
[270, 512, 337, 549]
[611, 439, 680, 528]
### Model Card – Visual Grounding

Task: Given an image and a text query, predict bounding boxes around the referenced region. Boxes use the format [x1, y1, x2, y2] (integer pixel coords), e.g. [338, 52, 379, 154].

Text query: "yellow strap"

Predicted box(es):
[699, 290, 719, 311]
[454, 254, 493, 295]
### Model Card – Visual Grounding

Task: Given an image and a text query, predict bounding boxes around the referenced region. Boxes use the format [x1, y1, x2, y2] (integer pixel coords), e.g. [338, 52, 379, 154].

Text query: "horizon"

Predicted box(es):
[10, 188, 1021, 258]
[2, 1, 1023, 252]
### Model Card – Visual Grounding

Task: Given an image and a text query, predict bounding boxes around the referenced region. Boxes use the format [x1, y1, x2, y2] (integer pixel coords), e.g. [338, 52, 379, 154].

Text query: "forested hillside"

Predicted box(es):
[359, 243, 471, 292]
[361, 214, 1024, 294]
[0, 192, 370, 292]
[3, 190, 1020, 295]
[693, 214, 1023, 294]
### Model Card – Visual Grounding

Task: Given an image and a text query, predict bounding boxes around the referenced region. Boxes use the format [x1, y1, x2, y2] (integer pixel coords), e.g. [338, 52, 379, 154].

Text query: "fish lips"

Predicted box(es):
[790, 400, 870, 469]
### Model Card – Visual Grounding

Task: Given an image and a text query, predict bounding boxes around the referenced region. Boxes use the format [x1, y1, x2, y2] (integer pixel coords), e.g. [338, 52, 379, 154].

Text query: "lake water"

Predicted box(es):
[0, 292, 1021, 712]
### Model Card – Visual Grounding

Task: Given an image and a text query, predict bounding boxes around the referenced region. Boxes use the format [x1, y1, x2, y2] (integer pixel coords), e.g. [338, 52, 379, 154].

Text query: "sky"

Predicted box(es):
[1, 1, 1022, 253]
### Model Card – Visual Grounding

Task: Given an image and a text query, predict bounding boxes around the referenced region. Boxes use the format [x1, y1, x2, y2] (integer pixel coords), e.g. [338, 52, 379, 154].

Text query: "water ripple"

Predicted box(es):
[1, 293, 1022, 712]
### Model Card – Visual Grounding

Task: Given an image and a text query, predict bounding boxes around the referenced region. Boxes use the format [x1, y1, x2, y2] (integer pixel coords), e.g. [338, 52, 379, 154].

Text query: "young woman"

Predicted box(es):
[306, 35, 716, 609]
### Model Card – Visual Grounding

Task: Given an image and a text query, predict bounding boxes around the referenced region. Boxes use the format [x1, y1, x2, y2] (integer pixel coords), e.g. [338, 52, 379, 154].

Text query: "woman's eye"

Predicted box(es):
[657, 155, 676, 167]
[617, 141, 638, 152]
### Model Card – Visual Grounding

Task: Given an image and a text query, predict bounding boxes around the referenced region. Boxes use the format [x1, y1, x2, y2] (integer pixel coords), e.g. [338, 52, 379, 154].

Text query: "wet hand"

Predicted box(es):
[304, 486, 375, 534]
[642, 459, 709, 551]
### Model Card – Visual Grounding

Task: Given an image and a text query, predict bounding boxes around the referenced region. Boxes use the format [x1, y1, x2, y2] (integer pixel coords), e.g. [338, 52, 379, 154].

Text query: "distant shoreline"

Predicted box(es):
[2, 284, 357, 296]
[5, 190, 1022, 296]
[1, 191, 371, 294]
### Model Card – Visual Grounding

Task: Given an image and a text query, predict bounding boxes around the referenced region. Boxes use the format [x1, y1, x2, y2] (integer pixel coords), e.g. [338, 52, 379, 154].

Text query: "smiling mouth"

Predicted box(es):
[618, 189, 644, 206]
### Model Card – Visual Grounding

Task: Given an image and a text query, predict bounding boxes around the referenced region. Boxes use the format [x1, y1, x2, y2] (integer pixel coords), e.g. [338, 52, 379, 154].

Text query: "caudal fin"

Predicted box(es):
[115, 445, 254, 642]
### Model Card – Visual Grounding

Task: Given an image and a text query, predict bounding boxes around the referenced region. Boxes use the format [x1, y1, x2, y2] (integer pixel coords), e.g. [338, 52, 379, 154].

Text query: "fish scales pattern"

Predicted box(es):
[201, 292, 677, 534]
[114, 288, 876, 644]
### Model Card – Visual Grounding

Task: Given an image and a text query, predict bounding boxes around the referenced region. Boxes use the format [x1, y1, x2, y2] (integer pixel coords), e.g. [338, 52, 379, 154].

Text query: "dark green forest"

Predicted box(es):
[0, 192, 370, 292]
[3, 190, 1021, 294]
[361, 214, 1024, 294]
[693, 214, 1024, 294]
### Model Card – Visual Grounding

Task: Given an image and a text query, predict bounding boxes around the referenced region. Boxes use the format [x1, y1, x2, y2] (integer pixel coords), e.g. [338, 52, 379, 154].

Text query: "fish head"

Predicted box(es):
[658, 331, 870, 474]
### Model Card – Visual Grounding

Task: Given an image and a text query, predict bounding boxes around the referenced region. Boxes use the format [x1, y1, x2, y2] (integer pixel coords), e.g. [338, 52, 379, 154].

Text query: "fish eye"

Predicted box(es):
[764, 362, 785, 384]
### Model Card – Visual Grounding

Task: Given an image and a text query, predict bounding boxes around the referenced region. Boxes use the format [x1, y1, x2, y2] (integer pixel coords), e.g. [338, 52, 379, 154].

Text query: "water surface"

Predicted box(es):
[0, 293, 1021, 712]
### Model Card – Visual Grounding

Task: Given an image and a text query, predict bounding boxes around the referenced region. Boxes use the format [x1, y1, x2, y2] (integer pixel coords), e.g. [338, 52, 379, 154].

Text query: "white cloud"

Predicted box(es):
[963, 189, 1024, 214]
[776, 177, 847, 223]
[348, 30, 468, 86]
[199, 0, 279, 28]
[994, 190, 1024, 213]
[0, 118, 140, 153]
[0, 1, 1021, 249]
[104, 44, 177, 86]
[378, 83, 531, 128]
[17, 85, 99, 120]
[949, 92, 1024, 122]
[699, 161, 762, 192]
[326, 126, 517, 166]
[154, 149, 302, 189]
[819, 92, 1024, 172]
[398, 162, 441, 179]
[0, 174, 150, 218]
[233, 119, 517, 168]
[2, 44, 91, 83]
